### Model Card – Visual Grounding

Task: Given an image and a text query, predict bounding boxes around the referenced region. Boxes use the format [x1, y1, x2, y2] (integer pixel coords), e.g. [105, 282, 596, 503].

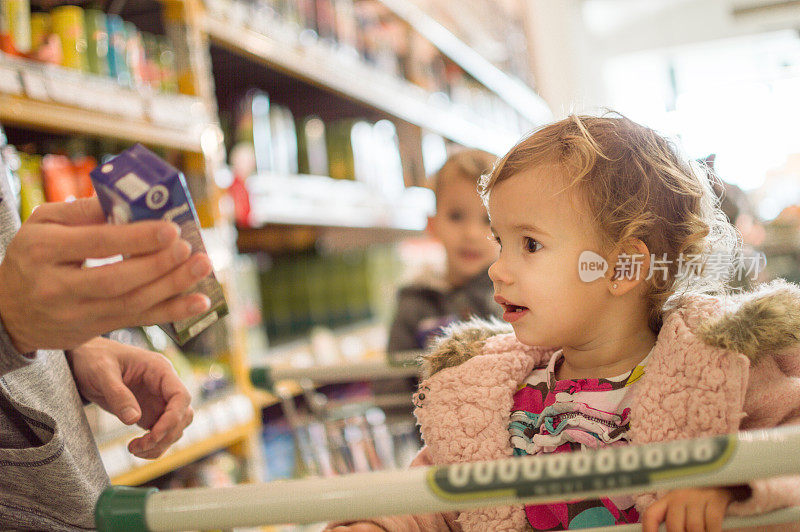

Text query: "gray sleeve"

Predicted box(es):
[0, 154, 37, 376]
[0, 312, 36, 376]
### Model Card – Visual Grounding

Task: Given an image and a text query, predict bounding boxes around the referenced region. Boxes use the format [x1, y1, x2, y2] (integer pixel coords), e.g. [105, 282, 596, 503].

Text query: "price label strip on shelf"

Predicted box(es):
[45, 70, 85, 107]
[95, 425, 800, 531]
[147, 94, 207, 130]
[20, 70, 49, 101]
[0, 65, 23, 95]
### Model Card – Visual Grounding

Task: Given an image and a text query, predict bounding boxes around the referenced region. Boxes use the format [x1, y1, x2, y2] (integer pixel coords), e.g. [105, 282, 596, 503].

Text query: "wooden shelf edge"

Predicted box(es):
[248, 381, 304, 410]
[202, 15, 517, 154]
[110, 419, 258, 486]
[0, 94, 203, 152]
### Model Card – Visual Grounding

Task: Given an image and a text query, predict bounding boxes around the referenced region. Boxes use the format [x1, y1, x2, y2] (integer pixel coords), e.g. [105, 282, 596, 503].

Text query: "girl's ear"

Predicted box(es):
[606, 238, 651, 296]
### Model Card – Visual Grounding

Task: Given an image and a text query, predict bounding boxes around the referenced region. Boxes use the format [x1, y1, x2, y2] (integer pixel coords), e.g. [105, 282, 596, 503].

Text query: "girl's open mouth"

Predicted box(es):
[501, 303, 529, 322]
[494, 296, 529, 322]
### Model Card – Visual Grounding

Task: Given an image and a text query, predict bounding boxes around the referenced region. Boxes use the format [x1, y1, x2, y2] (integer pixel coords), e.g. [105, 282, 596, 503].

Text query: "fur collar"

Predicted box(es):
[694, 279, 800, 360]
[421, 280, 800, 378]
[420, 317, 511, 379]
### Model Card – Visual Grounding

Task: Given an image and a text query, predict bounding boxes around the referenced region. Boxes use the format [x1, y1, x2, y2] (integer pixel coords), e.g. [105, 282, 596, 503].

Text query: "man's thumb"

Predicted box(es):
[105, 383, 142, 425]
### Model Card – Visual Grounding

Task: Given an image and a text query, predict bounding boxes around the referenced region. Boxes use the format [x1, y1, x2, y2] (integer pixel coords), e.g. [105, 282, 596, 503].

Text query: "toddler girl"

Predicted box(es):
[329, 114, 800, 531]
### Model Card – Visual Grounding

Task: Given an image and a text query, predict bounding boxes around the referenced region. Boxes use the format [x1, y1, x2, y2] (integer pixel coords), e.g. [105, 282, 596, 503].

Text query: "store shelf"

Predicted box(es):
[202, 15, 518, 155]
[327, 392, 414, 411]
[0, 93, 202, 152]
[245, 173, 434, 231]
[109, 419, 257, 486]
[248, 357, 419, 409]
[0, 56, 208, 152]
[249, 380, 304, 410]
[98, 394, 257, 485]
[377, 0, 552, 126]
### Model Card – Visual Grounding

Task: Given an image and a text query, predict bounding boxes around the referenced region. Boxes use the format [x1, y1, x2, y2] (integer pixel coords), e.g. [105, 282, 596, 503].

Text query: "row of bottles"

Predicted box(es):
[205, 0, 531, 134]
[1, 2, 179, 93]
[226, 90, 407, 227]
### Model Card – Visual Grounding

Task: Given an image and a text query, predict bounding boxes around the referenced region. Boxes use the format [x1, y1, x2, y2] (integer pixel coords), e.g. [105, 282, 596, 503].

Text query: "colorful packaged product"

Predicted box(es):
[2, 0, 31, 55]
[51, 5, 88, 71]
[90, 144, 229, 344]
[17, 153, 44, 221]
[29, 12, 50, 53]
[106, 14, 130, 85]
[41, 154, 78, 203]
[72, 155, 96, 198]
[84, 9, 109, 76]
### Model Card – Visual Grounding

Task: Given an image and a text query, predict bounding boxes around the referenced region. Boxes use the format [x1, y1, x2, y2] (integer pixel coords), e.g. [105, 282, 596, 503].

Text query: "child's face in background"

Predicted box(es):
[429, 175, 499, 287]
[488, 165, 612, 348]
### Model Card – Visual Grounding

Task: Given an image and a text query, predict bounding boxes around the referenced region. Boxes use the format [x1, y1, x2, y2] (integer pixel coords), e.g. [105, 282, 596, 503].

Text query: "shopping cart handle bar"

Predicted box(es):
[96, 425, 800, 531]
[95, 486, 156, 532]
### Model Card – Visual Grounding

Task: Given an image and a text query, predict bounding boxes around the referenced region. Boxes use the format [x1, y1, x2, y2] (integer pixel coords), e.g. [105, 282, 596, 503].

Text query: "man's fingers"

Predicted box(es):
[28, 197, 106, 225]
[131, 424, 184, 460]
[93, 365, 142, 425]
[110, 386, 143, 425]
[71, 240, 192, 298]
[148, 395, 192, 443]
[82, 252, 211, 331]
[104, 253, 212, 320]
[127, 410, 178, 456]
[98, 291, 211, 334]
[127, 358, 193, 459]
[155, 365, 193, 411]
[128, 432, 164, 458]
[141, 389, 193, 456]
[44, 220, 180, 263]
[129, 406, 190, 458]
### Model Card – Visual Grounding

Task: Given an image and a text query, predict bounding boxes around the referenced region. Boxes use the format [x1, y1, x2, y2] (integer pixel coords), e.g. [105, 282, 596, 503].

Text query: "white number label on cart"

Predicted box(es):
[426, 435, 735, 502]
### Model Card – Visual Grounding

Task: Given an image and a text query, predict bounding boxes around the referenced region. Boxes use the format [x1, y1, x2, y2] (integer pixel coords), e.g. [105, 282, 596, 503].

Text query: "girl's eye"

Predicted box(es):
[524, 237, 542, 253]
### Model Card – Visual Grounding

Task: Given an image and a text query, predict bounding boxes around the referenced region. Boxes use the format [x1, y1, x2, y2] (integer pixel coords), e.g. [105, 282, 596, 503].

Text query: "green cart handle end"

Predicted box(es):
[95, 486, 157, 532]
[250, 366, 274, 392]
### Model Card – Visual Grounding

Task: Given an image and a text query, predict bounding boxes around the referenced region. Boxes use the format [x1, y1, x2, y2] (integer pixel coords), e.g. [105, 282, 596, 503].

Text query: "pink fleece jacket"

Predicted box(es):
[330, 280, 800, 531]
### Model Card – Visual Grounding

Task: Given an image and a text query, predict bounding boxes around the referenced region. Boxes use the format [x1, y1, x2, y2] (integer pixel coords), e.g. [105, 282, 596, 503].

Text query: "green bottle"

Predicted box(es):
[84, 9, 109, 76]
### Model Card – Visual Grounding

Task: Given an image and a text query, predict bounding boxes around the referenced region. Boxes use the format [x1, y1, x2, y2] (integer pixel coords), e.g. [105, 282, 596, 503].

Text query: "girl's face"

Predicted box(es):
[487, 165, 612, 348]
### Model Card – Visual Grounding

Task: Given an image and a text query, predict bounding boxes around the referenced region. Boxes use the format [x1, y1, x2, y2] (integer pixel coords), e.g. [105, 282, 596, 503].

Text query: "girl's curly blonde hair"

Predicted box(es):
[479, 113, 740, 334]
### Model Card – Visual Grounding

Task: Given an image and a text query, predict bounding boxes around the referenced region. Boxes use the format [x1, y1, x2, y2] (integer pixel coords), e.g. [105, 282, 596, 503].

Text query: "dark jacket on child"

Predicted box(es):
[387, 266, 500, 352]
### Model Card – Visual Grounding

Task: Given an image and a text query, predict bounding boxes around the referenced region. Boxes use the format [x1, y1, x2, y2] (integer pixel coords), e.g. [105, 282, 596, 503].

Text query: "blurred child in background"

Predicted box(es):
[387, 149, 501, 352]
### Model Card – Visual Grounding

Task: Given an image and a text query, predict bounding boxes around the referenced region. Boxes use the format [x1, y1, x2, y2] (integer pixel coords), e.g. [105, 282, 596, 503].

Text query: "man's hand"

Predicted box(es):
[67, 336, 194, 459]
[642, 487, 738, 532]
[0, 198, 213, 353]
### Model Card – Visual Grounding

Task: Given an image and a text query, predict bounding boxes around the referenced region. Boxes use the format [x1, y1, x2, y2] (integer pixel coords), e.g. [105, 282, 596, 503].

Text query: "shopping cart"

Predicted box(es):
[254, 356, 422, 478]
[96, 424, 800, 531]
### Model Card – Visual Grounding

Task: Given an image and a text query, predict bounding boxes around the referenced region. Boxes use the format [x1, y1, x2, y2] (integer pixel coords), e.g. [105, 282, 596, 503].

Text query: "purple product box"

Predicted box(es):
[89, 144, 228, 345]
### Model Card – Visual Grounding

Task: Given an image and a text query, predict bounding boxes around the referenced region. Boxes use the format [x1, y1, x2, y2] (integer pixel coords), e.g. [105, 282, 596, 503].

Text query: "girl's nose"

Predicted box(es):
[488, 257, 510, 285]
